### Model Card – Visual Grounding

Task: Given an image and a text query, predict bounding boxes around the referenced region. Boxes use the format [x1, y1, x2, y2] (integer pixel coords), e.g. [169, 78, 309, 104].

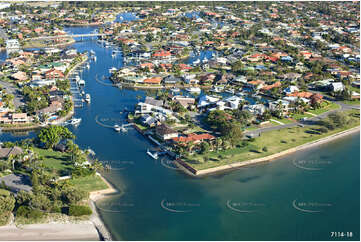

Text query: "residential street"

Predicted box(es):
[0, 80, 25, 108]
[244, 101, 359, 137]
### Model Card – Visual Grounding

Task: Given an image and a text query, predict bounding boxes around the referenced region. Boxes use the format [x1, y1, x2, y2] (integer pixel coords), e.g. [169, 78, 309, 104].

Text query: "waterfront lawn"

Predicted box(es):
[270, 117, 294, 125]
[184, 111, 360, 170]
[343, 99, 360, 105]
[308, 102, 340, 115]
[290, 112, 314, 120]
[66, 175, 108, 193]
[34, 148, 73, 176]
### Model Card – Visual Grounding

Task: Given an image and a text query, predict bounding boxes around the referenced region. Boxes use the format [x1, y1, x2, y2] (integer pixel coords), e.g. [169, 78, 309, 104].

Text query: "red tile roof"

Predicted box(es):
[172, 133, 215, 143]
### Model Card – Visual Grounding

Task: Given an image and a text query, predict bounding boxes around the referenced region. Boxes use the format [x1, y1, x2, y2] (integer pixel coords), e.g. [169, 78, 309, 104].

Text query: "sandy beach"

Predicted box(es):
[0, 174, 118, 241]
[176, 126, 360, 176]
[0, 222, 100, 241]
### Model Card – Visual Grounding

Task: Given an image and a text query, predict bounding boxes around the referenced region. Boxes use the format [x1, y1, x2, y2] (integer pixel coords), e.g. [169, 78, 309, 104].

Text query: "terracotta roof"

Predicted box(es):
[172, 133, 215, 143]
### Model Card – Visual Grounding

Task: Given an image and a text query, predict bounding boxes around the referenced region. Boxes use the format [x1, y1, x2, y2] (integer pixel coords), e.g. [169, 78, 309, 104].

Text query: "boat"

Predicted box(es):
[90, 50, 95, 55]
[186, 87, 201, 93]
[68, 118, 82, 126]
[85, 94, 91, 103]
[81, 90, 85, 95]
[92, 55, 97, 62]
[193, 58, 200, 64]
[171, 87, 180, 92]
[78, 79, 85, 86]
[114, 124, 121, 132]
[211, 86, 224, 93]
[109, 67, 117, 73]
[86, 63, 90, 69]
[147, 149, 158, 159]
[225, 89, 235, 94]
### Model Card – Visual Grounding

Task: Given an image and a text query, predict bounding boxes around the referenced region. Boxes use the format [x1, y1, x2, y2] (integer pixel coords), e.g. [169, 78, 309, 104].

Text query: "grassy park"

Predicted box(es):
[184, 110, 360, 170]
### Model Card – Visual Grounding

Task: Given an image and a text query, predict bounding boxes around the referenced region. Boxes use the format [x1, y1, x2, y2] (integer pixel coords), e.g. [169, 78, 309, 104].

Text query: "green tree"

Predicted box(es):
[38, 126, 75, 149]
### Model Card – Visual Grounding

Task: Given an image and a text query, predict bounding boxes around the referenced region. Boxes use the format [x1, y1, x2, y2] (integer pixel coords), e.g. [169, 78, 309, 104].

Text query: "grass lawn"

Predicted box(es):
[308, 102, 340, 115]
[66, 175, 108, 193]
[343, 99, 360, 105]
[290, 112, 314, 120]
[184, 110, 360, 170]
[271, 117, 295, 124]
[34, 148, 73, 176]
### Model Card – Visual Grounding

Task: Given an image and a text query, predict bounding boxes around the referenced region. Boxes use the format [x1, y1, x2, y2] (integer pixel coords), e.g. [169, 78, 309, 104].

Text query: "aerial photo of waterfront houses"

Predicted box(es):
[0, 1, 359, 241]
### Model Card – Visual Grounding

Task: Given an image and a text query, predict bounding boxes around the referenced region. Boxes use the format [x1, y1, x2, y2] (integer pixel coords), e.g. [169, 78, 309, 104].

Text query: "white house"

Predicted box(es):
[6, 39, 20, 53]
[283, 85, 299, 94]
[330, 82, 344, 92]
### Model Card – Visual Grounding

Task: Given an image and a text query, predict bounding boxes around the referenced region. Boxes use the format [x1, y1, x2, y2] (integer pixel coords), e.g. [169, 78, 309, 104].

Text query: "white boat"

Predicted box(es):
[78, 79, 85, 86]
[193, 58, 200, 64]
[211, 86, 224, 93]
[68, 118, 81, 126]
[81, 90, 85, 95]
[90, 50, 95, 55]
[109, 67, 117, 73]
[171, 87, 180, 92]
[92, 55, 97, 61]
[225, 89, 235, 94]
[186, 87, 201, 93]
[114, 124, 121, 132]
[112, 53, 116, 58]
[147, 149, 158, 159]
[86, 63, 90, 69]
[85, 94, 91, 103]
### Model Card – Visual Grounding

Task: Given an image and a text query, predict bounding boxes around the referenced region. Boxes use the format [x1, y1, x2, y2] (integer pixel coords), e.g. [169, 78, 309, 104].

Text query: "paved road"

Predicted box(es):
[0, 174, 32, 193]
[245, 102, 359, 137]
[0, 80, 25, 108]
[0, 27, 7, 40]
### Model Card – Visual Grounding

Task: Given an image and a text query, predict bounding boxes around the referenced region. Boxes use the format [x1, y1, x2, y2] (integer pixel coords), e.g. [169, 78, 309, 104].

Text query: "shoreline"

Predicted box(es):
[88, 173, 120, 241]
[0, 173, 118, 241]
[175, 126, 360, 176]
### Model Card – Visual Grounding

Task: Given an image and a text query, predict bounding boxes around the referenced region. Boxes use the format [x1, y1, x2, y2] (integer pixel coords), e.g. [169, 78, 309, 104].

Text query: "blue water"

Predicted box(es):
[0, 13, 359, 241]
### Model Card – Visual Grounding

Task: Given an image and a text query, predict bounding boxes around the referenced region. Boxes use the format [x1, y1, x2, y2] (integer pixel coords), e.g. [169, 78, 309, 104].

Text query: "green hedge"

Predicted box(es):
[16, 206, 44, 220]
[68, 205, 92, 216]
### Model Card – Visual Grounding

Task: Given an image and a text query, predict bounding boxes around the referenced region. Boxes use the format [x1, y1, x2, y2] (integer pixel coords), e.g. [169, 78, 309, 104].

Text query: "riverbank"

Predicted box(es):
[89, 173, 119, 241]
[176, 126, 360, 176]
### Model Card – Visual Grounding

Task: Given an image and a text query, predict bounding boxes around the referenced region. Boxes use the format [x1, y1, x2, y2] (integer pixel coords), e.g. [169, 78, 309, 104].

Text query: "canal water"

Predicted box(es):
[0, 13, 359, 241]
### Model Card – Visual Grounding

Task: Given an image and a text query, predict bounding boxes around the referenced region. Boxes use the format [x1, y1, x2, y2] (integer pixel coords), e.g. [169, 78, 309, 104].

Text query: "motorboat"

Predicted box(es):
[171, 87, 180, 92]
[85, 94, 91, 103]
[114, 124, 121, 132]
[147, 149, 158, 159]
[109, 67, 117, 73]
[193, 58, 200, 64]
[186, 87, 201, 93]
[68, 118, 81, 126]
[78, 79, 85, 86]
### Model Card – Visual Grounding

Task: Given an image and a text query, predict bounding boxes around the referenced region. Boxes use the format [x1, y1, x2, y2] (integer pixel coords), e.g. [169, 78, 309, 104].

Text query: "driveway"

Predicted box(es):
[0, 174, 32, 193]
